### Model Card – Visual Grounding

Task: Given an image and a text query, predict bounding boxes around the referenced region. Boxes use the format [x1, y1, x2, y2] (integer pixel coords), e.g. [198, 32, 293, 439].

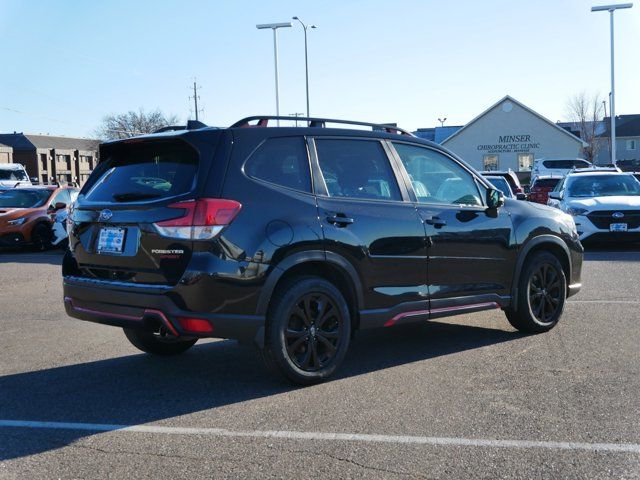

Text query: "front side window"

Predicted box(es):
[518, 153, 533, 171]
[483, 154, 499, 171]
[315, 139, 401, 201]
[50, 189, 71, 208]
[245, 137, 311, 192]
[393, 143, 483, 206]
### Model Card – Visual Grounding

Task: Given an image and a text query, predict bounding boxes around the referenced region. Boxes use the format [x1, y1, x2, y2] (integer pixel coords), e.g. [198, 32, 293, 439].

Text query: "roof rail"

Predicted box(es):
[154, 120, 209, 134]
[230, 116, 415, 137]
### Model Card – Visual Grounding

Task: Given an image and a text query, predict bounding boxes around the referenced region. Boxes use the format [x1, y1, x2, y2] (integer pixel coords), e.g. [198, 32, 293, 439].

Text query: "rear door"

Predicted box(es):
[310, 137, 428, 327]
[69, 133, 221, 285]
[389, 142, 515, 307]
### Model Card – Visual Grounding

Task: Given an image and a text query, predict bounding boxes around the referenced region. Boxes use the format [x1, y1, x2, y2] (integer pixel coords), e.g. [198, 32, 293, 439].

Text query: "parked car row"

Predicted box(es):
[0, 185, 78, 250]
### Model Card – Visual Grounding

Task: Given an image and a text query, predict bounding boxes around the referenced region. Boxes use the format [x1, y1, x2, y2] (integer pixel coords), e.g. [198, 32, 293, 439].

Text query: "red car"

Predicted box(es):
[528, 176, 561, 204]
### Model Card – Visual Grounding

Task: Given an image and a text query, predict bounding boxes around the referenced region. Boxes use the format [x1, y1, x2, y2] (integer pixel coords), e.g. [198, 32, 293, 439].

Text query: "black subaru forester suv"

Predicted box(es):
[63, 116, 583, 384]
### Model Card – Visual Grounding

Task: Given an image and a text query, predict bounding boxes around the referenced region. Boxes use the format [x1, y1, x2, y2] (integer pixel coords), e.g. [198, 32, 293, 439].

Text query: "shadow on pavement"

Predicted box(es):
[0, 248, 64, 266]
[583, 243, 640, 261]
[0, 321, 522, 461]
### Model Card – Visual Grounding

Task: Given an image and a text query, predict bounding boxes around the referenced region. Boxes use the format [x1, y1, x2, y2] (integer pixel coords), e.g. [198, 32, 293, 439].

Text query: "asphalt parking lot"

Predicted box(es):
[0, 247, 639, 479]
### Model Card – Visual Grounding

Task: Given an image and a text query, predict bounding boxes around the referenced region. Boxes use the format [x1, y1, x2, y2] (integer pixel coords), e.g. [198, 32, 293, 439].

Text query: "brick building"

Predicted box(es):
[0, 133, 100, 186]
[0, 143, 13, 164]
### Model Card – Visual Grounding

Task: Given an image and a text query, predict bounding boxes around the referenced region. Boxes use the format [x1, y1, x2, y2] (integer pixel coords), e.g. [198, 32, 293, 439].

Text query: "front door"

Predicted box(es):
[390, 142, 516, 312]
[310, 137, 428, 328]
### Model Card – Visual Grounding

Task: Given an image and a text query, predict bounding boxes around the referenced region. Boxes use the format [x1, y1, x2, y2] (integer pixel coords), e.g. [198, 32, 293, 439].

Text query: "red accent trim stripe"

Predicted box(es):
[65, 297, 179, 337]
[383, 302, 500, 327]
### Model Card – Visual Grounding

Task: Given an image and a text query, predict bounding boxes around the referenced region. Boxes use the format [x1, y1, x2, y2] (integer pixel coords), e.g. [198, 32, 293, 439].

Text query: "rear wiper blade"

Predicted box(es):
[112, 192, 162, 202]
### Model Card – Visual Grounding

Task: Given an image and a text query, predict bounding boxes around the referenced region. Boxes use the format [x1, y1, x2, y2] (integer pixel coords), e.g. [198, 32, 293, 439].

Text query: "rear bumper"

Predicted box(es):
[63, 276, 265, 341]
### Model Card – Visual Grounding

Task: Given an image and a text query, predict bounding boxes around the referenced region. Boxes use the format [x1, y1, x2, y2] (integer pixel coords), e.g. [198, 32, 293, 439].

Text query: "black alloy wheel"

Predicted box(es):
[262, 276, 351, 385]
[528, 262, 562, 324]
[505, 251, 566, 333]
[284, 292, 342, 372]
[31, 223, 53, 251]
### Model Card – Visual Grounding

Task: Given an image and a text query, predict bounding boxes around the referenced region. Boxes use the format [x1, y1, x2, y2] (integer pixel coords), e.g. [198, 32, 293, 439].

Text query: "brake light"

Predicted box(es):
[154, 199, 242, 240]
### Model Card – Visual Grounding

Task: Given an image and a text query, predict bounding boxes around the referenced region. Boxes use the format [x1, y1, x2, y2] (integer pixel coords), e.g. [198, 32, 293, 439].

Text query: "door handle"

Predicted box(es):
[424, 215, 446, 228]
[326, 213, 354, 226]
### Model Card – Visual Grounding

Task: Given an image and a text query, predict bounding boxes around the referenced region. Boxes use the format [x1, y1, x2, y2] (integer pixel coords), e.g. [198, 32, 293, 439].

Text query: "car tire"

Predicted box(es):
[123, 328, 197, 355]
[261, 276, 351, 385]
[31, 223, 53, 251]
[506, 251, 567, 333]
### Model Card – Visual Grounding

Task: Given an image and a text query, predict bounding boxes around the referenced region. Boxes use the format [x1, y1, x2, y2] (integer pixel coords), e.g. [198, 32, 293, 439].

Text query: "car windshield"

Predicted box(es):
[567, 175, 640, 198]
[0, 189, 50, 208]
[486, 177, 513, 198]
[0, 169, 28, 181]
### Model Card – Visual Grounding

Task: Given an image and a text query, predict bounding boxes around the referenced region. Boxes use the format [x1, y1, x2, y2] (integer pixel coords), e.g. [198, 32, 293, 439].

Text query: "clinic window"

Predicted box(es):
[518, 153, 533, 171]
[483, 154, 499, 171]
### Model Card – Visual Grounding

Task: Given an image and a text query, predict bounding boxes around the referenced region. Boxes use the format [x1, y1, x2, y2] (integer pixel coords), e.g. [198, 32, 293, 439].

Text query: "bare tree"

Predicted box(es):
[94, 109, 180, 140]
[565, 92, 605, 164]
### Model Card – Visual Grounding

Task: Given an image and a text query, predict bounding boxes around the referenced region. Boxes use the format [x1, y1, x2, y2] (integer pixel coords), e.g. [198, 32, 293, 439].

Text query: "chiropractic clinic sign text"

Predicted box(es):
[477, 134, 540, 154]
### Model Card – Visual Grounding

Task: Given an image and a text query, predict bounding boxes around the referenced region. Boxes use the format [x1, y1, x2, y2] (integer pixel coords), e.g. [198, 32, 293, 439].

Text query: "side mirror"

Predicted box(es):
[486, 188, 505, 208]
[548, 192, 562, 200]
[54, 202, 67, 210]
[516, 192, 527, 201]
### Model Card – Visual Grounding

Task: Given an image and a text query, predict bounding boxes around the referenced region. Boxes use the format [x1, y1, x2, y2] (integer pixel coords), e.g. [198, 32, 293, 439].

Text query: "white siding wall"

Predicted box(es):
[442, 99, 585, 172]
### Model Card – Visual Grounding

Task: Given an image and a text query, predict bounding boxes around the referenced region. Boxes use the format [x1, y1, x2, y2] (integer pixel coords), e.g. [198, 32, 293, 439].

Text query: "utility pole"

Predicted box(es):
[289, 112, 304, 127]
[189, 79, 203, 121]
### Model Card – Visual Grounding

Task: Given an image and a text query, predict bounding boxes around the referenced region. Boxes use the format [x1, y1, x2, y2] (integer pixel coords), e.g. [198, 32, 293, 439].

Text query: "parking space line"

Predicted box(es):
[1, 420, 639, 453]
[568, 300, 640, 304]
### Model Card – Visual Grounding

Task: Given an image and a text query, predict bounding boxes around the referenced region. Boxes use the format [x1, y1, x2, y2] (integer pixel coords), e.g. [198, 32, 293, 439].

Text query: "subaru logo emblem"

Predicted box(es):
[99, 209, 113, 221]
[612, 211, 624, 219]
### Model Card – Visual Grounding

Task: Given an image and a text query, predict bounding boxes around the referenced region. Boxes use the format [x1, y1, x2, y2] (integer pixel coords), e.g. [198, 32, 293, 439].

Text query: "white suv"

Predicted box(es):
[547, 170, 640, 242]
[532, 158, 592, 181]
[0, 164, 32, 188]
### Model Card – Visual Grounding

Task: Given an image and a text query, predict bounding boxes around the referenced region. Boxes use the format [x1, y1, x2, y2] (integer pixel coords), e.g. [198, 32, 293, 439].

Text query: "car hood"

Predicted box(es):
[568, 196, 640, 210]
[0, 207, 40, 221]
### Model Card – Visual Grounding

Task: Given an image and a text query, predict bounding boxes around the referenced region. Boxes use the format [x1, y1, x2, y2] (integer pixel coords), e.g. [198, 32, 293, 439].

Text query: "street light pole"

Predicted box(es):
[292, 17, 317, 118]
[257, 22, 292, 126]
[591, 3, 633, 165]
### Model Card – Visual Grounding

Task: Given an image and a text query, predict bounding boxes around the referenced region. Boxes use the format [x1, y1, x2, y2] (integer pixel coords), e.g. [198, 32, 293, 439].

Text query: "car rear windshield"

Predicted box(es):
[0, 189, 50, 208]
[0, 169, 28, 181]
[83, 140, 198, 203]
[486, 177, 513, 197]
[532, 178, 560, 188]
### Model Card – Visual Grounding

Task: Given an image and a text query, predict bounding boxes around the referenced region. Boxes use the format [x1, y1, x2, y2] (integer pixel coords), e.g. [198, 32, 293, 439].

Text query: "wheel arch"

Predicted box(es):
[256, 250, 363, 331]
[512, 234, 571, 310]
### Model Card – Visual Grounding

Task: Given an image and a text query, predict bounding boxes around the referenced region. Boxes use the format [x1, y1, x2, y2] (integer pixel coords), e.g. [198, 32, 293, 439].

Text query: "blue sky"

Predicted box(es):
[1, 0, 638, 138]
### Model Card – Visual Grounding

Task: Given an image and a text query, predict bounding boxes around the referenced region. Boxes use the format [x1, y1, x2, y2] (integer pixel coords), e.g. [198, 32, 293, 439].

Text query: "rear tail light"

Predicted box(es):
[153, 198, 242, 240]
[177, 316, 213, 334]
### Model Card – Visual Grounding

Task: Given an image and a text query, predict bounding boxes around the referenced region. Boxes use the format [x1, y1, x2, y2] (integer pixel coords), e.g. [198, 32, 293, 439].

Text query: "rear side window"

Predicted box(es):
[315, 139, 401, 201]
[245, 137, 311, 192]
[83, 141, 198, 203]
[543, 160, 590, 169]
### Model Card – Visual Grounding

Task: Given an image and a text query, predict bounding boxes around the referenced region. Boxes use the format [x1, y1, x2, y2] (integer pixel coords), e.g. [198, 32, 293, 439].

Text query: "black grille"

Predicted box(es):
[587, 210, 640, 229]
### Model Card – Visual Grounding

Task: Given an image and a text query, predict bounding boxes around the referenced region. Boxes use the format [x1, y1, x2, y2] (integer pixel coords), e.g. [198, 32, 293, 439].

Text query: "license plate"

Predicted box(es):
[97, 227, 126, 254]
[610, 223, 628, 232]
